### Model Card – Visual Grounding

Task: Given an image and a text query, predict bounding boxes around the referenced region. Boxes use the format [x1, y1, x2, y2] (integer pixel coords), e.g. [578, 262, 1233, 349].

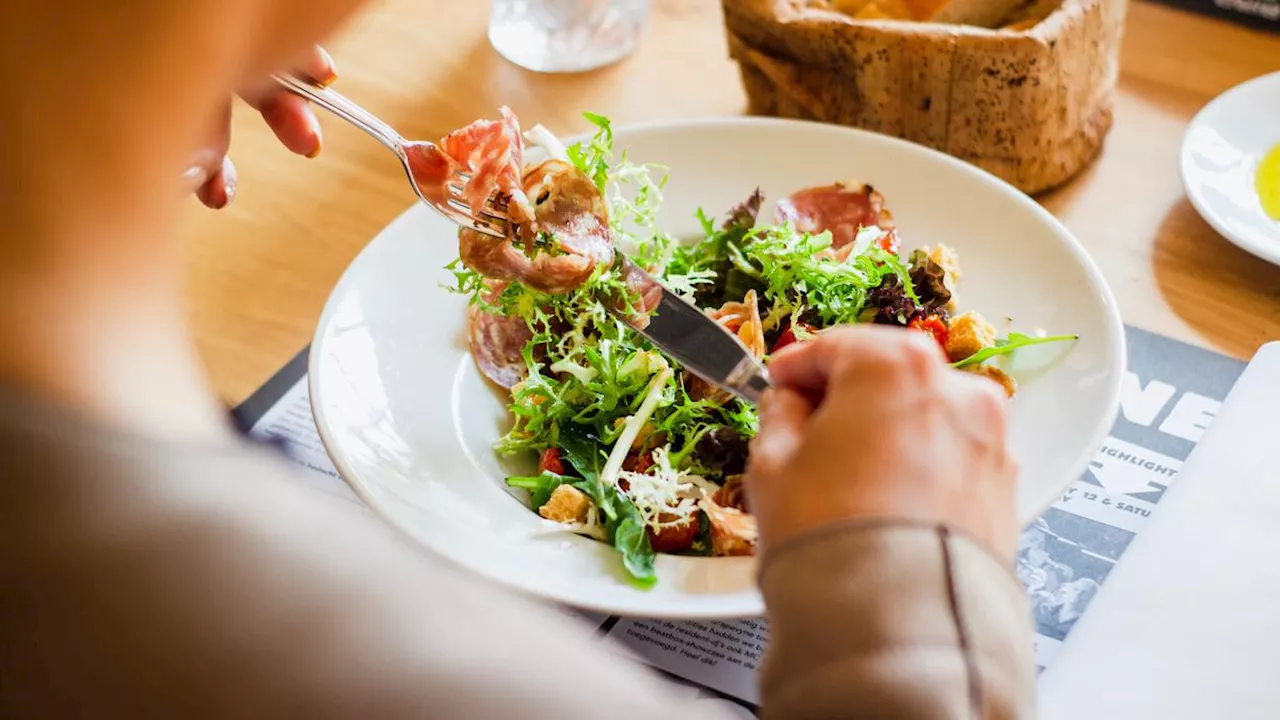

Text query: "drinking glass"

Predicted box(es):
[489, 0, 650, 74]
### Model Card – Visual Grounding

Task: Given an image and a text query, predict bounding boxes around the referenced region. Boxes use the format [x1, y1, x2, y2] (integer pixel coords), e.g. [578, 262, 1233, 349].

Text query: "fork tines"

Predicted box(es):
[445, 177, 511, 236]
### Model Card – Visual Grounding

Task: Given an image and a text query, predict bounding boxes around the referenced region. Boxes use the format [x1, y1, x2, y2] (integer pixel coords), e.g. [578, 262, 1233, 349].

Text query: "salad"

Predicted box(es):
[423, 110, 1075, 586]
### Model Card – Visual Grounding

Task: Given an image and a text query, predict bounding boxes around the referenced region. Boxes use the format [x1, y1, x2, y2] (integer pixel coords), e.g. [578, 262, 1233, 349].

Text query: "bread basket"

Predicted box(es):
[723, 0, 1129, 194]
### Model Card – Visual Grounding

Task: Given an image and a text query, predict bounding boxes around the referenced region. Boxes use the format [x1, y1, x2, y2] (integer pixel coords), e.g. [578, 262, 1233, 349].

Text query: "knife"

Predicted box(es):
[610, 256, 772, 405]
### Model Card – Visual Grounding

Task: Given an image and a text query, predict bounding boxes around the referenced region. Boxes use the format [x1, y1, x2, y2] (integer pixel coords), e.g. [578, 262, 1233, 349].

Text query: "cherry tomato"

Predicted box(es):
[772, 322, 815, 352]
[647, 513, 699, 553]
[622, 451, 654, 474]
[538, 447, 566, 475]
[908, 314, 949, 349]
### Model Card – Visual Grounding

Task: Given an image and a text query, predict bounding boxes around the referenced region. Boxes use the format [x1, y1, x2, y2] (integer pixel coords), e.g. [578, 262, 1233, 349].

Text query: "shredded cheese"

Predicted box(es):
[616, 447, 714, 529]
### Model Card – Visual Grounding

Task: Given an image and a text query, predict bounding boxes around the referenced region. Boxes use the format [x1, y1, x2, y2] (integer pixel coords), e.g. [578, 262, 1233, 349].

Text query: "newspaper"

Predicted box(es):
[233, 325, 1245, 712]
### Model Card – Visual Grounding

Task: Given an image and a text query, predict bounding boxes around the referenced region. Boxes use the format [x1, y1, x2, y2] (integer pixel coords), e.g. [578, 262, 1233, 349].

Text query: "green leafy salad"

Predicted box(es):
[446, 113, 1075, 586]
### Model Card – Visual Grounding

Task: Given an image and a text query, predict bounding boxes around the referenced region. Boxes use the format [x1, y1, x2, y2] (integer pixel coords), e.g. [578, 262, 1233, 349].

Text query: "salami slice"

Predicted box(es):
[467, 305, 531, 390]
[774, 180, 895, 249]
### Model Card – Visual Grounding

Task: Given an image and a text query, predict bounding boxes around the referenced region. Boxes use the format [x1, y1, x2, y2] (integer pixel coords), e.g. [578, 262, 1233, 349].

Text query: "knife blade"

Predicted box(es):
[609, 256, 771, 405]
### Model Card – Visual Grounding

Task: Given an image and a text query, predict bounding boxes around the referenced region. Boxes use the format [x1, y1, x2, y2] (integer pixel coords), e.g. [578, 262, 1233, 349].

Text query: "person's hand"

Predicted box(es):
[182, 46, 338, 209]
[748, 325, 1019, 560]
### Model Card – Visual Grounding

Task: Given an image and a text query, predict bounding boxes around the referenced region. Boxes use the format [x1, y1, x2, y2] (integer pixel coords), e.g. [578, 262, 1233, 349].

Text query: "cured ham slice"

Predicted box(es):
[459, 227, 598, 295]
[420, 107, 615, 294]
[467, 283, 532, 389]
[407, 106, 529, 220]
[516, 159, 613, 268]
[468, 307, 531, 389]
[774, 179, 895, 249]
[458, 159, 614, 294]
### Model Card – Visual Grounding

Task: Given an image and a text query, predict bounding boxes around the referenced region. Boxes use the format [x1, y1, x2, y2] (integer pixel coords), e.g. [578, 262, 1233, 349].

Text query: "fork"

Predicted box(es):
[279, 74, 770, 404]
[272, 73, 509, 238]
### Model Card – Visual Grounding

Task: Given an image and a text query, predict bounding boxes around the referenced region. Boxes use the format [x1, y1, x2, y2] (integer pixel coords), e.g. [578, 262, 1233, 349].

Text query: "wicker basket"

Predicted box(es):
[723, 0, 1128, 194]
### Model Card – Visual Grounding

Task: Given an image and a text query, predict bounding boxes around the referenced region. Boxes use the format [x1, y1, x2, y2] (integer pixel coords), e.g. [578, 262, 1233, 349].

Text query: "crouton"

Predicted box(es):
[945, 311, 997, 362]
[964, 364, 1019, 398]
[539, 484, 592, 524]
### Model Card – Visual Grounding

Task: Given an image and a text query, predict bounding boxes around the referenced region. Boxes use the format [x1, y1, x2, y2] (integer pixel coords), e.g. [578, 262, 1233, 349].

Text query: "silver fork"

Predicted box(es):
[273, 74, 509, 238]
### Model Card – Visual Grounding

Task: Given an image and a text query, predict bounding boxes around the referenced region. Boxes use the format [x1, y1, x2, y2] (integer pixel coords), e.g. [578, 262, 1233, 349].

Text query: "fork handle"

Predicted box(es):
[272, 74, 406, 156]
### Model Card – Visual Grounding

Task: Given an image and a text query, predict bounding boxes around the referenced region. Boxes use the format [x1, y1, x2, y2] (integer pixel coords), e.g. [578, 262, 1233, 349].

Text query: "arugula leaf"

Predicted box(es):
[554, 422, 656, 586]
[505, 472, 569, 509]
[557, 424, 616, 519]
[611, 501, 657, 587]
[952, 333, 1079, 369]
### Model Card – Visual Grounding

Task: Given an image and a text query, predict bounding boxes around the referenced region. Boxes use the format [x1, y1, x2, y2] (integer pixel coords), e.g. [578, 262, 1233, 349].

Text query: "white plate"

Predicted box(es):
[309, 118, 1125, 618]
[1180, 71, 1280, 266]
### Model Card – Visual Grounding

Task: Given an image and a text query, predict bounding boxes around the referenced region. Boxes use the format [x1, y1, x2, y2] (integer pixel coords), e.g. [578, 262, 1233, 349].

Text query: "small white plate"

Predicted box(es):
[309, 118, 1125, 618]
[1180, 72, 1280, 266]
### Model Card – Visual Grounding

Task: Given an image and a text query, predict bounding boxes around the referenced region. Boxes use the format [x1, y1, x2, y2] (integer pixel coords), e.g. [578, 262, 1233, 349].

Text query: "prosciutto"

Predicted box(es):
[774, 179, 895, 249]
[407, 107, 528, 219]
[413, 108, 615, 295]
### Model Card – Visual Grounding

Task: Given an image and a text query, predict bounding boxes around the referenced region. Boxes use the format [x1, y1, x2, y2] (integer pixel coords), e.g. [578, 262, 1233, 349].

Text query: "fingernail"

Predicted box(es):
[316, 47, 338, 86]
[306, 116, 323, 158]
[181, 165, 209, 193]
[222, 161, 238, 206]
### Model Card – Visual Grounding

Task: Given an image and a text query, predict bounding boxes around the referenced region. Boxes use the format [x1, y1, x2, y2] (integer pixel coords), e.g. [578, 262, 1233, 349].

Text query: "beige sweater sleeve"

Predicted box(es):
[0, 391, 1035, 719]
[760, 522, 1037, 719]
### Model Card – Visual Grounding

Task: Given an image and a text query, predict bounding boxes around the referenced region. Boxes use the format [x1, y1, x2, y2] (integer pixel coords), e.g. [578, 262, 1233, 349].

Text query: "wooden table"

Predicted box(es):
[179, 0, 1280, 405]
